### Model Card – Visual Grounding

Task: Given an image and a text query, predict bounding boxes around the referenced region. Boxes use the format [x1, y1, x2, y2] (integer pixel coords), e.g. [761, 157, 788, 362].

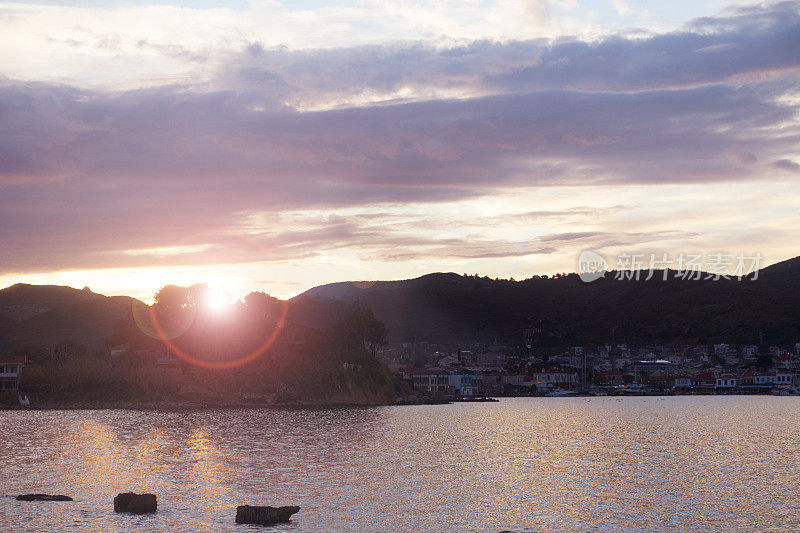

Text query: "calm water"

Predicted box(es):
[1, 397, 800, 532]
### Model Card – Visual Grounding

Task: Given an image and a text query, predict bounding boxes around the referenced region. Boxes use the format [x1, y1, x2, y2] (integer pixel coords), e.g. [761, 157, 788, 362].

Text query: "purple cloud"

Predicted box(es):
[1, 2, 799, 275]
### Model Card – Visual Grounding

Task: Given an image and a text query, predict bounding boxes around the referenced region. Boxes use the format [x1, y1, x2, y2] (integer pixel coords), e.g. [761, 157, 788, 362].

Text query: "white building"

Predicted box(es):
[0, 355, 25, 391]
[715, 375, 737, 388]
[447, 373, 474, 396]
[530, 369, 580, 393]
[752, 373, 794, 386]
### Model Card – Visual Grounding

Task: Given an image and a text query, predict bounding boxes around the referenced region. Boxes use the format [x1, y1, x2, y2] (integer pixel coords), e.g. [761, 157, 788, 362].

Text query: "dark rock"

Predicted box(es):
[16, 494, 73, 502]
[113, 492, 157, 513]
[235, 505, 300, 525]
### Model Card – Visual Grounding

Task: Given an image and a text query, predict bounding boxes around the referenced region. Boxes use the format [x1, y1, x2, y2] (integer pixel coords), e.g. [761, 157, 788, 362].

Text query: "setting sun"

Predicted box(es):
[204, 285, 231, 314]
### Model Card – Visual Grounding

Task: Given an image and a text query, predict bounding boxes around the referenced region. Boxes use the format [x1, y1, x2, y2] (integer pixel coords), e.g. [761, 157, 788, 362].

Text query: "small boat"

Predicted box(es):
[452, 396, 499, 402]
[615, 383, 648, 395]
[546, 388, 576, 397]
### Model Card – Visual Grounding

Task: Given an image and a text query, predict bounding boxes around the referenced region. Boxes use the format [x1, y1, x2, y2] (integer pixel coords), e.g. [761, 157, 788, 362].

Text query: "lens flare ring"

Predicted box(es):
[148, 299, 289, 370]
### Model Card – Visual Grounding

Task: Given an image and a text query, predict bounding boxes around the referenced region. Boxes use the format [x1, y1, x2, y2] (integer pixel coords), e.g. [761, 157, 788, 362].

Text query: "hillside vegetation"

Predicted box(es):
[2, 284, 405, 406]
[298, 256, 800, 346]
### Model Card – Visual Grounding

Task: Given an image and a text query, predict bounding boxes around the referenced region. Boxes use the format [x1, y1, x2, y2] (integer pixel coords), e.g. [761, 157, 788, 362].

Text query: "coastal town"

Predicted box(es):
[4, 338, 800, 404]
[380, 340, 800, 398]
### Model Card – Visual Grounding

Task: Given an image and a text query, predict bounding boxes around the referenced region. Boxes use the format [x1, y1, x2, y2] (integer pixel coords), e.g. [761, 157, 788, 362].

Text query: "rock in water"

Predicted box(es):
[113, 492, 157, 513]
[16, 494, 73, 502]
[235, 505, 300, 525]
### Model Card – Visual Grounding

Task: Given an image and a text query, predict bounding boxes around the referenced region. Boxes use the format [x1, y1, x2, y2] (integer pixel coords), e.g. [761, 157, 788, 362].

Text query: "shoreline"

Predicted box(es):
[0, 400, 403, 411]
[2, 393, 794, 411]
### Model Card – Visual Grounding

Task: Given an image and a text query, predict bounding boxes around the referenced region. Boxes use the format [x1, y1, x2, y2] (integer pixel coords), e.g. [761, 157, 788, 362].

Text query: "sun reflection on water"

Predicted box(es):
[2, 399, 800, 532]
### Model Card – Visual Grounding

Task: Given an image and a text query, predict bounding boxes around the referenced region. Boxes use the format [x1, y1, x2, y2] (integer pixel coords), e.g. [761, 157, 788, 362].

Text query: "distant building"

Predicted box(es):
[437, 354, 459, 368]
[715, 375, 737, 389]
[742, 345, 759, 359]
[0, 355, 25, 391]
[774, 357, 800, 371]
[447, 373, 474, 396]
[471, 373, 500, 393]
[596, 371, 624, 387]
[741, 372, 795, 389]
[691, 371, 717, 391]
[724, 354, 741, 366]
[411, 370, 451, 394]
[530, 368, 579, 392]
[713, 343, 730, 355]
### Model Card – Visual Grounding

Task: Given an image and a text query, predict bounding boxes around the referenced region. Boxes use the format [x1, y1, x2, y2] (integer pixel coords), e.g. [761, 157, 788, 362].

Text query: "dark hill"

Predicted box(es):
[2, 255, 798, 353]
[295, 257, 800, 346]
[0, 284, 136, 351]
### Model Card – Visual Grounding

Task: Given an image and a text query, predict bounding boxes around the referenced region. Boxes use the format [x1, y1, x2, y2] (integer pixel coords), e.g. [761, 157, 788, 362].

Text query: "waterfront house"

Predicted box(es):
[715, 375, 737, 389]
[674, 376, 691, 389]
[411, 370, 451, 394]
[0, 355, 25, 391]
[447, 372, 474, 396]
[754, 373, 778, 386]
[471, 372, 500, 395]
[739, 372, 795, 391]
[691, 371, 717, 391]
[531, 368, 580, 392]
[739, 371, 760, 391]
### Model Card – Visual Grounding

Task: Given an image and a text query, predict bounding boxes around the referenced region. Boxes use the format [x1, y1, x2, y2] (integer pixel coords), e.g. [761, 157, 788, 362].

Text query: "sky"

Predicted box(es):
[0, 0, 798, 302]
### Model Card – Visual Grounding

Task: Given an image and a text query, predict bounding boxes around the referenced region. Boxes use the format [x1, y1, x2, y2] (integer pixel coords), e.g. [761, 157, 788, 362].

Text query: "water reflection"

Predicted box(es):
[2, 398, 800, 532]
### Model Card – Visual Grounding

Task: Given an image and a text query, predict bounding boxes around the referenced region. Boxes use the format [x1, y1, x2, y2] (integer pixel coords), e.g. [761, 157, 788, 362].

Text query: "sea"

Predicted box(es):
[1, 397, 799, 532]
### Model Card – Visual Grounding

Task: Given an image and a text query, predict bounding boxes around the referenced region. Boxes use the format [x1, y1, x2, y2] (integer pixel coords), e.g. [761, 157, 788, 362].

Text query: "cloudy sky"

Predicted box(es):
[1, 0, 799, 301]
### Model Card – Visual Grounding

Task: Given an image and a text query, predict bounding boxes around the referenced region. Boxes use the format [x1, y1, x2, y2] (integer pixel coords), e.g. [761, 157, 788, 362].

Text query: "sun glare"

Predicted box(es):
[204, 285, 231, 314]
